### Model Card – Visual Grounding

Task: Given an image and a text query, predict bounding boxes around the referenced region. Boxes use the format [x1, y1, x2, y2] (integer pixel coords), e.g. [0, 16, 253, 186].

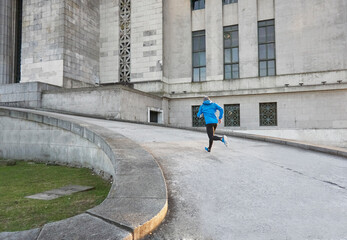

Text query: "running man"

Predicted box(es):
[197, 96, 229, 152]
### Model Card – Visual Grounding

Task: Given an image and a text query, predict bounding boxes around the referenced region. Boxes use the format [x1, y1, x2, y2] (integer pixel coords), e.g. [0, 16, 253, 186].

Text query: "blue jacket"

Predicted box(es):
[197, 100, 224, 125]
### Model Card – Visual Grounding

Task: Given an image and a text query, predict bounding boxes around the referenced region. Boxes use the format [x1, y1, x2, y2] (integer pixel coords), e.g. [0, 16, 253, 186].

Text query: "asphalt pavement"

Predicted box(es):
[71, 116, 347, 240]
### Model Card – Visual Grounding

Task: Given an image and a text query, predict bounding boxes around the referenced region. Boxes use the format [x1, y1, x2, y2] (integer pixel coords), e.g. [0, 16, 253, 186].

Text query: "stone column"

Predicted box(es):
[238, 0, 258, 78]
[0, 0, 15, 84]
[205, 0, 223, 81]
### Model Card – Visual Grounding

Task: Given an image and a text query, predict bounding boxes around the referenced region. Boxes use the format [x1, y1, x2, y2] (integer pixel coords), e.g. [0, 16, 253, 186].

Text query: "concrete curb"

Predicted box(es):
[0, 107, 168, 240]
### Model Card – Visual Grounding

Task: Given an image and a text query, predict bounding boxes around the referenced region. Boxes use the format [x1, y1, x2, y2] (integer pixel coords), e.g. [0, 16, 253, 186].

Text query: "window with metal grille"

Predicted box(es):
[259, 102, 277, 126]
[258, 19, 276, 77]
[192, 0, 205, 10]
[224, 104, 240, 126]
[192, 105, 205, 127]
[192, 31, 206, 82]
[223, 0, 238, 5]
[224, 25, 239, 79]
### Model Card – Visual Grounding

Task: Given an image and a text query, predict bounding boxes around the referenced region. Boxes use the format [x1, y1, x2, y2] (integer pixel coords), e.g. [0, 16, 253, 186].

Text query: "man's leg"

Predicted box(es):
[206, 124, 213, 151]
[212, 124, 222, 141]
[206, 124, 222, 151]
[214, 124, 229, 147]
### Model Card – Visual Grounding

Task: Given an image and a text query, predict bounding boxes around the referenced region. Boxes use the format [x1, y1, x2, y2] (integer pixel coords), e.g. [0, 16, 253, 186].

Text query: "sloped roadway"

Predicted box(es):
[68, 116, 347, 240]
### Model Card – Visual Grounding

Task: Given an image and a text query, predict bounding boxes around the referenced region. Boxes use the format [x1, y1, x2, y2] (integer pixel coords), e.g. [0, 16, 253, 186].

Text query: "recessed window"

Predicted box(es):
[259, 102, 277, 126]
[148, 107, 163, 124]
[192, 0, 205, 10]
[258, 19, 276, 77]
[224, 25, 239, 79]
[192, 30, 206, 82]
[223, 0, 238, 4]
[224, 104, 240, 126]
[192, 105, 205, 127]
[150, 111, 158, 123]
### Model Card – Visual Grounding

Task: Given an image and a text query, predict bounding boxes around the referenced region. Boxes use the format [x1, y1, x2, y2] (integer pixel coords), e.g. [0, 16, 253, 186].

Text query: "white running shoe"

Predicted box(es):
[222, 135, 229, 147]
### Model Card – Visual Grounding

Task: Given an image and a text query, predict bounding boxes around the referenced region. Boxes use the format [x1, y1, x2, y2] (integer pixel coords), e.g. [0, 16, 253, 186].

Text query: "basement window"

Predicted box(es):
[148, 108, 163, 124]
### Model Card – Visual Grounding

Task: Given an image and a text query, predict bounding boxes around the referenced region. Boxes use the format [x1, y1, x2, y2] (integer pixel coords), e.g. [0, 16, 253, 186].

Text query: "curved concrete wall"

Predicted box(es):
[0, 116, 114, 178]
[0, 107, 168, 240]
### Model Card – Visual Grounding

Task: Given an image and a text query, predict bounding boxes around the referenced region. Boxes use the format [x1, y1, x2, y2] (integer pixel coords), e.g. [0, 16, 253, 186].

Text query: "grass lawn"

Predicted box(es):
[0, 160, 111, 232]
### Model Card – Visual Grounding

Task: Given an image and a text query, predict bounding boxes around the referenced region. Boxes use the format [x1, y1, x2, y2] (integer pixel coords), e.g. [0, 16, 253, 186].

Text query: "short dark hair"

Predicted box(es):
[203, 96, 210, 101]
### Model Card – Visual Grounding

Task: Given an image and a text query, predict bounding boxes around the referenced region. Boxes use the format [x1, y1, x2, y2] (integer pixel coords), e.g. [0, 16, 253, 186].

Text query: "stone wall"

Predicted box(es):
[159, 0, 347, 96]
[21, 0, 65, 86]
[63, 0, 100, 87]
[41, 85, 168, 124]
[276, 0, 347, 75]
[163, 0, 192, 84]
[100, 0, 119, 84]
[130, 0, 163, 82]
[0, 82, 60, 108]
[0, 115, 113, 177]
[20, 0, 99, 88]
[233, 129, 347, 149]
[168, 88, 347, 130]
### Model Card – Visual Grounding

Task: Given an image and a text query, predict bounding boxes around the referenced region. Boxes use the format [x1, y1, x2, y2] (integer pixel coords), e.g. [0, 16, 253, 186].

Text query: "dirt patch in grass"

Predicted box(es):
[0, 160, 111, 232]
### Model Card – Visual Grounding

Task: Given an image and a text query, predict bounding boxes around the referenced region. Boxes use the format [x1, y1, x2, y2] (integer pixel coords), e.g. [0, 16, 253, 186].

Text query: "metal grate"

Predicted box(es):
[192, 105, 205, 127]
[259, 102, 277, 126]
[119, 0, 131, 84]
[224, 104, 240, 127]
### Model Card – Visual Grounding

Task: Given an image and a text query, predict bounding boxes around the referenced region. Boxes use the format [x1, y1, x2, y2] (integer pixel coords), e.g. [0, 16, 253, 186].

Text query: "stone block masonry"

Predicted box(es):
[100, 0, 120, 84]
[41, 84, 168, 124]
[21, 0, 65, 86]
[130, 0, 163, 82]
[63, 0, 100, 87]
[21, 0, 100, 88]
[0, 82, 60, 108]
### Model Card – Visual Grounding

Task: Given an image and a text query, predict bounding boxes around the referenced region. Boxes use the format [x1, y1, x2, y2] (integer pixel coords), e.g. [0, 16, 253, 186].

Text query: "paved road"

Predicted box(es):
[66, 116, 347, 240]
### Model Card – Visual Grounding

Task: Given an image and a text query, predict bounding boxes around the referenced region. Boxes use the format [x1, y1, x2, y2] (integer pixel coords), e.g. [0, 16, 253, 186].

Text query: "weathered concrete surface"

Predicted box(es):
[73, 116, 347, 240]
[41, 85, 168, 124]
[0, 229, 41, 240]
[0, 82, 60, 108]
[0, 107, 168, 240]
[37, 214, 131, 240]
[1, 107, 346, 239]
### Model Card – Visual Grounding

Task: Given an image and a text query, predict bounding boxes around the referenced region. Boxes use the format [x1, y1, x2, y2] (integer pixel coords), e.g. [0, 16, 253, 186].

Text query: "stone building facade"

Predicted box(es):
[1, 0, 347, 146]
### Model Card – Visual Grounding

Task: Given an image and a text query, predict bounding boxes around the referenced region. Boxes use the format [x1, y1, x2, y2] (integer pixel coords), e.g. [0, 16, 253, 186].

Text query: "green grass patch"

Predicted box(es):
[0, 160, 111, 232]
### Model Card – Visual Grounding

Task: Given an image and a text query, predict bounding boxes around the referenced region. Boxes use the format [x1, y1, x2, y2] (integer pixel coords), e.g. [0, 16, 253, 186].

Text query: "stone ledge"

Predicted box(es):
[175, 126, 347, 159]
[0, 107, 168, 240]
[216, 130, 347, 159]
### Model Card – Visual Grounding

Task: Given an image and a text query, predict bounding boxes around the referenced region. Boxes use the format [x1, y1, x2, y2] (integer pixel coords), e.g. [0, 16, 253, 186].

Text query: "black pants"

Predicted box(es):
[206, 123, 222, 150]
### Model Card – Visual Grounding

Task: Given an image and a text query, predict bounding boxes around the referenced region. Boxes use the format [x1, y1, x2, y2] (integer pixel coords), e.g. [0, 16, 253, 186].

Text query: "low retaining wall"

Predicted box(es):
[183, 127, 347, 158]
[41, 85, 169, 124]
[0, 107, 168, 240]
[230, 129, 347, 149]
[0, 82, 60, 108]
